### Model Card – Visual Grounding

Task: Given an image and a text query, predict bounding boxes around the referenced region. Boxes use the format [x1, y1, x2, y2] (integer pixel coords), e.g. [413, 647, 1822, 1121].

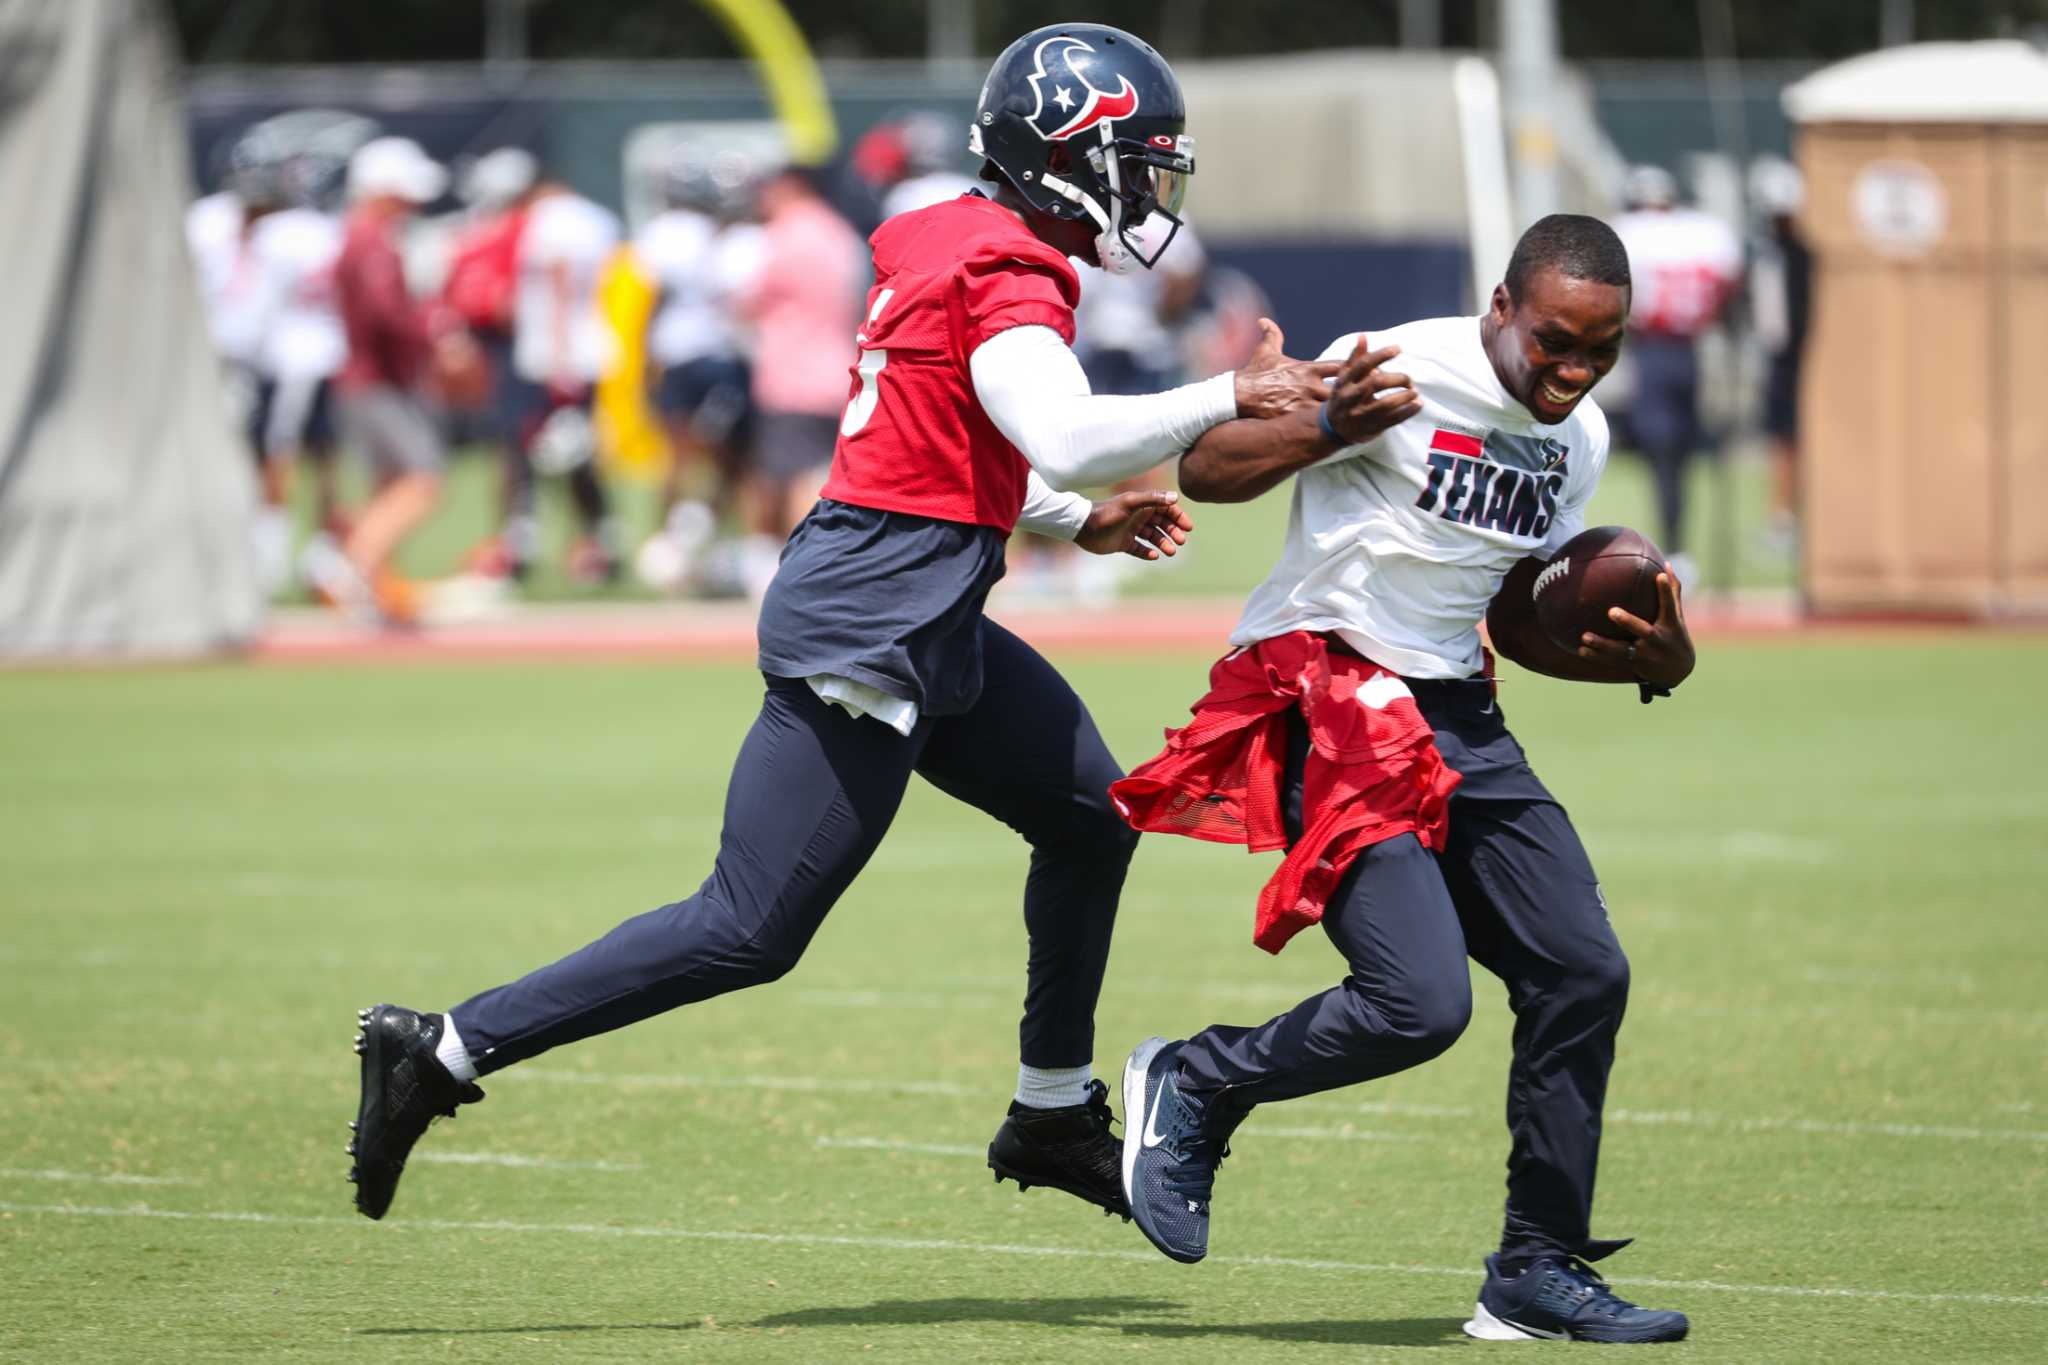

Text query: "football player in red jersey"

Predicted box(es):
[345, 23, 1411, 1226]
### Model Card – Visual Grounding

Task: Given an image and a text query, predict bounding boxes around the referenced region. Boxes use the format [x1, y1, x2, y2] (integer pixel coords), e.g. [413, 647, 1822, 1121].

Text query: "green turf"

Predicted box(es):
[306, 440, 1791, 604]
[4, 638, 2044, 1360]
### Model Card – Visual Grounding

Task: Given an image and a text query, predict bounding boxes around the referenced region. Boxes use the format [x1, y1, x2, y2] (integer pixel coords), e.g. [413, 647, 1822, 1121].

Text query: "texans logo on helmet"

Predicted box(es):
[1025, 35, 1140, 142]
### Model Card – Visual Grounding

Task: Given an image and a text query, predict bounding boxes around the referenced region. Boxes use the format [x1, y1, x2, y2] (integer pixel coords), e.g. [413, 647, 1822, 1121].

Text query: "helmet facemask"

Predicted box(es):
[1039, 122, 1195, 274]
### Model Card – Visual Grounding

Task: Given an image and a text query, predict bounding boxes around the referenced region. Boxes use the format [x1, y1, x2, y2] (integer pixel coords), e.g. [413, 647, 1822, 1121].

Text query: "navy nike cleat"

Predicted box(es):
[987, 1078, 1130, 1219]
[1121, 1036, 1232, 1264]
[348, 1005, 484, 1220]
[1463, 1253, 1690, 1343]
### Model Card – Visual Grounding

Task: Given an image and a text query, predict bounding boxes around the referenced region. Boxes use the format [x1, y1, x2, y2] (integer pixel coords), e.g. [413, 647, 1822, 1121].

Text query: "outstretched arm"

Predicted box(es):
[970, 319, 1339, 492]
[1178, 335, 1421, 503]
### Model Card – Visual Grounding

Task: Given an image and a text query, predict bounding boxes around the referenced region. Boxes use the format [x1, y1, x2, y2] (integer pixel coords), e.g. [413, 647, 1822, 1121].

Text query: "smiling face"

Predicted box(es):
[1484, 269, 1629, 425]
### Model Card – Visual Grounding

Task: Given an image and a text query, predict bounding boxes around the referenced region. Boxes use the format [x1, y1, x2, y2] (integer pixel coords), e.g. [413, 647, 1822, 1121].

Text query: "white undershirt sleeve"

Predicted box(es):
[1015, 470, 1092, 540]
[969, 324, 1238, 492]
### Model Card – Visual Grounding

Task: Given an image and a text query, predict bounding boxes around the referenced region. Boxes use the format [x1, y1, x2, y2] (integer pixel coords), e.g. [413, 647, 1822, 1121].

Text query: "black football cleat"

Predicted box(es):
[987, 1078, 1131, 1220]
[348, 1004, 484, 1220]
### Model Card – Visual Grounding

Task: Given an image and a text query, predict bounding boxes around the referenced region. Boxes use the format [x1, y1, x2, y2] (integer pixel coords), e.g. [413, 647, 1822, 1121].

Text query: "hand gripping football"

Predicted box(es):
[1530, 526, 1670, 652]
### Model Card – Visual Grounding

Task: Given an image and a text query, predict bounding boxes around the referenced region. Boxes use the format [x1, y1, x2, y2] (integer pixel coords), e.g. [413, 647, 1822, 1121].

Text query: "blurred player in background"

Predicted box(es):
[247, 155, 347, 553]
[1111, 216, 1696, 1343]
[500, 170, 626, 584]
[186, 136, 294, 592]
[1748, 155, 1811, 556]
[730, 164, 864, 595]
[1610, 165, 1741, 585]
[631, 150, 761, 592]
[315, 137, 450, 625]
[879, 110, 980, 218]
[441, 147, 540, 580]
[348, 21, 1342, 1235]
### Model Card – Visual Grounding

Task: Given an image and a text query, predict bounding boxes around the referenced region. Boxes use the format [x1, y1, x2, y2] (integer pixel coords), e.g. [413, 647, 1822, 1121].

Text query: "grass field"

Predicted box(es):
[4, 637, 2046, 1361]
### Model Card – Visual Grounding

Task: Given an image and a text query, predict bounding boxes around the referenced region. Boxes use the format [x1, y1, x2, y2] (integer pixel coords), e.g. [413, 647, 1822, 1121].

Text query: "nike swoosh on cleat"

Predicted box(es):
[1501, 1316, 1565, 1340]
[1143, 1076, 1176, 1148]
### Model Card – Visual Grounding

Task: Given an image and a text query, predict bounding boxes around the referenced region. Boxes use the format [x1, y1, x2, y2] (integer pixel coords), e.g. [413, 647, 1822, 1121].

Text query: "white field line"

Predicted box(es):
[817, 1127, 1428, 1158]
[508, 1068, 978, 1098]
[1285, 1097, 2048, 1145]
[791, 983, 2046, 1028]
[1, 1053, 2036, 1146]
[816, 1137, 984, 1157]
[410, 1152, 642, 1172]
[3, 1200, 2044, 1311]
[0, 1167, 194, 1187]
[1249, 1125, 1433, 1144]
[511, 1069, 2048, 1145]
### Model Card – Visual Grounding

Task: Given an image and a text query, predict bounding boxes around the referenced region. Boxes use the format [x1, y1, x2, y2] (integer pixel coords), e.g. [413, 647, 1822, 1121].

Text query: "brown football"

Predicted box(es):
[1530, 526, 1670, 652]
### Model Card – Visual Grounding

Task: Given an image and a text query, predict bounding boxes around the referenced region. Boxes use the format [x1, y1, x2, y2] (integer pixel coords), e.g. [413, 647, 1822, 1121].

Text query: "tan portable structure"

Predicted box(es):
[1784, 42, 2048, 616]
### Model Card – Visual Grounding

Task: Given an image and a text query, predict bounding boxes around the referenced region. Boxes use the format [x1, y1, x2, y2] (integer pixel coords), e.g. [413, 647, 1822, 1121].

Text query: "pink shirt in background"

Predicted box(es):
[742, 195, 865, 417]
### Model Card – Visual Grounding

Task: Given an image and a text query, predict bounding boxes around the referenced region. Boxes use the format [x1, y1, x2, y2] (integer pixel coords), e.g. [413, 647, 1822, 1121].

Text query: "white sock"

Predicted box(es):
[1014, 1064, 1091, 1109]
[434, 1012, 479, 1083]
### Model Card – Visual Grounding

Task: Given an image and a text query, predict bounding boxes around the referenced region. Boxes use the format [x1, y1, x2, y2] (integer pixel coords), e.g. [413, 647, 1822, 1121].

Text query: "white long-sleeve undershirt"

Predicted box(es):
[968, 324, 1239, 494]
[1015, 470, 1092, 541]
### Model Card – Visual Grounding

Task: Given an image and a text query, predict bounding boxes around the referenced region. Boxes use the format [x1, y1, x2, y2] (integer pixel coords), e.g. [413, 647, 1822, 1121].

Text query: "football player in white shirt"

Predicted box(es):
[1116, 216, 1696, 1343]
[632, 154, 757, 589]
[187, 141, 293, 589]
[501, 176, 625, 582]
[249, 201, 347, 539]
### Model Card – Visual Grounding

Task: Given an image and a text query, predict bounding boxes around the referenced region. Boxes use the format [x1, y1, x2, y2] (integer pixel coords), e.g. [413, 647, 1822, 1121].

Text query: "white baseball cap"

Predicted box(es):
[348, 137, 447, 204]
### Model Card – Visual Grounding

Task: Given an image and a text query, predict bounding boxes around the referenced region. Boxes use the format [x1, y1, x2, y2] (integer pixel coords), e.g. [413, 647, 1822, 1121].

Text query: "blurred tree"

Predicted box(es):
[168, 0, 2048, 64]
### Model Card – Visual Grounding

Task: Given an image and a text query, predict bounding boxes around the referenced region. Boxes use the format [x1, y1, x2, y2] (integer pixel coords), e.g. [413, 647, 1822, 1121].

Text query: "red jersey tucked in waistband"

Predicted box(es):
[1109, 631, 1462, 953]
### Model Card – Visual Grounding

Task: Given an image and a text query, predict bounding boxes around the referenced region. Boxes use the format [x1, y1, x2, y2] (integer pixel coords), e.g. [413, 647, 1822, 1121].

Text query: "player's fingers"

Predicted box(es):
[1363, 368, 1411, 395]
[1655, 570, 1685, 623]
[1577, 633, 1633, 661]
[1248, 317, 1283, 366]
[1343, 342, 1400, 377]
[1116, 489, 1180, 514]
[1134, 526, 1174, 557]
[1606, 605, 1657, 638]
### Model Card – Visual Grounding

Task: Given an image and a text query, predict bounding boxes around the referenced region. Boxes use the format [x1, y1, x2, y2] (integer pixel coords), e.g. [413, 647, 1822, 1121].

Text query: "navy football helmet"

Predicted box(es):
[969, 23, 1194, 272]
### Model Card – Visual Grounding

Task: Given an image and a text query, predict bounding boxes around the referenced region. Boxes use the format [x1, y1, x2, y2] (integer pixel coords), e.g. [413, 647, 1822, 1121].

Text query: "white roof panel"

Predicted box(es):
[1784, 40, 2048, 124]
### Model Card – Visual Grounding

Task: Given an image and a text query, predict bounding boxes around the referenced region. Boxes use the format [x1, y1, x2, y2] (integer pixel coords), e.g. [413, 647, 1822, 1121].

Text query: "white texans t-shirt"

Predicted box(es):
[514, 191, 622, 385]
[1232, 314, 1609, 680]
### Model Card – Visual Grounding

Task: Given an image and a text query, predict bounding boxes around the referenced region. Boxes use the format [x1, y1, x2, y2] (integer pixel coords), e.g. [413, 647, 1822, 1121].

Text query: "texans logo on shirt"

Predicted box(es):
[1025, 35, 1140, 142]
[1414, 427, 1567, 538]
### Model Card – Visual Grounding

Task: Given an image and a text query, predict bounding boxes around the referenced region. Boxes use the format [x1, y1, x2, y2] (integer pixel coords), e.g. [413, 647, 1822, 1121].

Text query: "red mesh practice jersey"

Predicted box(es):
[819, 194, 1080, 533]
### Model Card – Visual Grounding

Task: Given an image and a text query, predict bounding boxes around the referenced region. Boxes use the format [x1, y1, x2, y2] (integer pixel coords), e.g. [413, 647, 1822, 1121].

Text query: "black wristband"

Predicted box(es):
[1317, 400, 1344, 446]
